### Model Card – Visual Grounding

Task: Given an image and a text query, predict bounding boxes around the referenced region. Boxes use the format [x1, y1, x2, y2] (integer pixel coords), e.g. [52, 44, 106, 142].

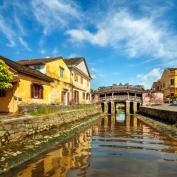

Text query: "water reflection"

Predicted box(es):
[4, 111, 177, 177]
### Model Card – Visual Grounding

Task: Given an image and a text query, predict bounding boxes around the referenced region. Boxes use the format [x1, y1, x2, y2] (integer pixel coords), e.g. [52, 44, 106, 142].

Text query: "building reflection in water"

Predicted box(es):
[6, 110, 177, 177]
[14, 129, 92, 177]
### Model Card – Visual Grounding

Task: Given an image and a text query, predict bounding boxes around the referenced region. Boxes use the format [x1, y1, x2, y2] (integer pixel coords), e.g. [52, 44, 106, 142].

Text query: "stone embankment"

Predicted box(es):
[0, 104, 100, 146]
[137, 114, 177, 140]
[139, 106, 177, 124]
[0, 104, 102, 174]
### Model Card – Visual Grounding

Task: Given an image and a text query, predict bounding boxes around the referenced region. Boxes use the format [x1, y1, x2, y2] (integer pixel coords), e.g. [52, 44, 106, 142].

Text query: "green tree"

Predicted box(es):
[0, 60, 13, 90]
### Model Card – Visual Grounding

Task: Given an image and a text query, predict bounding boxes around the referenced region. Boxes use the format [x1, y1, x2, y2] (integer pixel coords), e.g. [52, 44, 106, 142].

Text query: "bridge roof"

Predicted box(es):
[96, 85, 145, 94]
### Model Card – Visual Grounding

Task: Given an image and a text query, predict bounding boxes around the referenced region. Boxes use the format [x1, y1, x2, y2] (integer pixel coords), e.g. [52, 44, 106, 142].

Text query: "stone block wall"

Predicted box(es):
[139, 107, 177, 123]
[0, 105, 101, 146]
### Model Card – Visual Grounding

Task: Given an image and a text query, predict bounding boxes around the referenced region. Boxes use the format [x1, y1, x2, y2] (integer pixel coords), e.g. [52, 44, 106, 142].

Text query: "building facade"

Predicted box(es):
[18, 57, 72, 105]
[0, 56, 92, 113]
[0, 56, 53, 113]
[152, 68, 177, 100]
[64, 58, 92, 104]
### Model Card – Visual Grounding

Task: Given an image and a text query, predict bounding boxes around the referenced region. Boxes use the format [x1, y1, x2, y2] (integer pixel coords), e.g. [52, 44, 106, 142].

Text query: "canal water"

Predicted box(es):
[4, 111, 177, 177]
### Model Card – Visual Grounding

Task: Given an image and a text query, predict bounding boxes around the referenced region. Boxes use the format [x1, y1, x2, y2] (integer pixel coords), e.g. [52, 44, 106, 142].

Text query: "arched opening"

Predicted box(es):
[137, 102, 140, 110]
[108, 102, 111, 114]
[130, 102, 134, 114]
[101, 102, 104, 113]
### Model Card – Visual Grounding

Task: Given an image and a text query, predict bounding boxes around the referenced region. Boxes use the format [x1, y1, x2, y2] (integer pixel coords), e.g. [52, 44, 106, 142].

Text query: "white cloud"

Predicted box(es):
[18, 37, 31, 51]
[31, 0, 81, 35]
[0, 15, 15, 47]
[66, 10, 177, 64]
[14, 16, 26, 35]
[136, 68, 162, 89]
[52, 47, 60, 56]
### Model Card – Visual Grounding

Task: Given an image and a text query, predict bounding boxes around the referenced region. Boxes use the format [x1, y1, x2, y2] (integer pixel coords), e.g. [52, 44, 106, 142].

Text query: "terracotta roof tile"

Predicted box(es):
[17, 57, 63, 66]
[0, 56, 53, 82]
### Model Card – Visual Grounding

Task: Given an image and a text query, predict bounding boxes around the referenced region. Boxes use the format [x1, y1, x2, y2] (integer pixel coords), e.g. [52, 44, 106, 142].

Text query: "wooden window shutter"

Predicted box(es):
[61, 91, 64, 103]
[31, 84, 34, 98]
[41, 86, 43, 99]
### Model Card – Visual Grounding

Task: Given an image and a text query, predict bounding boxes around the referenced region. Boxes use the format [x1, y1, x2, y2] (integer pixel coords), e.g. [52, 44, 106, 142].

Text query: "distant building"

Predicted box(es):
[152, 68, 177, 101]
[142, 92, 164, 106]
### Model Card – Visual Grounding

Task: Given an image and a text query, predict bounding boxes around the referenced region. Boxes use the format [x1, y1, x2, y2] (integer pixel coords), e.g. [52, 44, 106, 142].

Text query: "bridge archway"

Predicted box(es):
[137, 102, 140, 111]
[108, 102, 112, 114]
[130, 102, 134, 114]
[101, 102, 105, 113]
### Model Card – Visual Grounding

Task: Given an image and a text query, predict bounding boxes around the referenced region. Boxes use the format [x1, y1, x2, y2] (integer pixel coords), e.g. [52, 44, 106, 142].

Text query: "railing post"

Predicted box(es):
[133, 101, 138, 114]
[125, 100, 130, 115]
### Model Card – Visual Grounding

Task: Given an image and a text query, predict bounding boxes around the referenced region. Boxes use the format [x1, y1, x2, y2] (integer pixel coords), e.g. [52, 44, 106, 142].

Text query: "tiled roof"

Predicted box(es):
[64, 57, 83, 66]
[17, 57, 63, 66]
[0, 56, 53, 82]
[64, 57, 92, 79]
[167, 68, 177, 71]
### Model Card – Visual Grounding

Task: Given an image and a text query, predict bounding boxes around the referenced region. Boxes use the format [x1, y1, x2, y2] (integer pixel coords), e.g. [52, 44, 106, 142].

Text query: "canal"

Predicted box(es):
[4, 111, 177, 177]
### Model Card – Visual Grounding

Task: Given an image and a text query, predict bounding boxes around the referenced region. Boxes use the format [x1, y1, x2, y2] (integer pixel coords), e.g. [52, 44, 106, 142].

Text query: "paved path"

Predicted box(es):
[145, 104, 177, 112]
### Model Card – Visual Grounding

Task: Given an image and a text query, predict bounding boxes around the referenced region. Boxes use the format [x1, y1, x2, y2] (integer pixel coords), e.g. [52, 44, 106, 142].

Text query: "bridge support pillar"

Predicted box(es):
[125, 101, 130, 115]
[104, 102, 108, 114]
[111, 101, 115, 114]
[133, 101, 138, 114]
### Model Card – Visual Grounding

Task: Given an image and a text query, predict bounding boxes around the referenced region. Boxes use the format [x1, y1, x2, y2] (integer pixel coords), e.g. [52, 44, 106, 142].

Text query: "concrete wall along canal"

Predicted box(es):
[139, 106, 177, 123]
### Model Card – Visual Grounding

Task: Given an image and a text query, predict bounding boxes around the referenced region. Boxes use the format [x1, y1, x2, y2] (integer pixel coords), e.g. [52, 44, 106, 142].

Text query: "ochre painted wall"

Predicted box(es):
[160, 69, 177, 98]
[45, 59, 71, 83]
[45, 59, 72, 104]
[71, 69, 91, 104]
[0, 73, 51, 113]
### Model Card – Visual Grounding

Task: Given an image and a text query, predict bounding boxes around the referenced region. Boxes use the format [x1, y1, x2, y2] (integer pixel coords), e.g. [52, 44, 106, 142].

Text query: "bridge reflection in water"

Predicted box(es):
[6, 112, 177, 177]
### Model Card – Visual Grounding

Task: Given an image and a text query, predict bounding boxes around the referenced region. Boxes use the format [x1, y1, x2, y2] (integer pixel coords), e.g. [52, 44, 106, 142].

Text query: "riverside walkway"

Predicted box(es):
[144, 104, 177, 112]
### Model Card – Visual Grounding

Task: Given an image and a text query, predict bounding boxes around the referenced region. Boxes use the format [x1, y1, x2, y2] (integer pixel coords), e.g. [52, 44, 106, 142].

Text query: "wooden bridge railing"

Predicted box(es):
[99, 95, 142, 102]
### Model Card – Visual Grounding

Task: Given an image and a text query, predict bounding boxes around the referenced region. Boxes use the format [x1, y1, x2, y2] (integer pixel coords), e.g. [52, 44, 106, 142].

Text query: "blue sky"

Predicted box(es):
[1, 0, 177, 89]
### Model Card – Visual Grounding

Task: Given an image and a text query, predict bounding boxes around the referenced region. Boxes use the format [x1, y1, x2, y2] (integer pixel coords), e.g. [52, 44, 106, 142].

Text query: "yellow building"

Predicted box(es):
[0, 56, 53, 113]
[152, 68, 177, 100]
[64, 57, 92, 104]
[17, 57, 72, 105]
[152, 80, 161, 92]
[0, 56, 92, 113]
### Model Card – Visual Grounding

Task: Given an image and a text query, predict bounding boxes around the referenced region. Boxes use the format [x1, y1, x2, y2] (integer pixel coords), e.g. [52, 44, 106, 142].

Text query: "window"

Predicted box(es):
[81, 77, 83, 84]
[163, 83, 165, 88]
[170, 79, 174, 86]
[86, 93, 90, 100]
[171, 93, 174, 97]
[0, 90, 6, 97]
[87, 80, 89, 87]
[31, 84, 43, 99]
[33, 65, 41, 70]
[60, 67, 64, 78]
[83, 92, 85, 99]
[74, 73, 78, 82]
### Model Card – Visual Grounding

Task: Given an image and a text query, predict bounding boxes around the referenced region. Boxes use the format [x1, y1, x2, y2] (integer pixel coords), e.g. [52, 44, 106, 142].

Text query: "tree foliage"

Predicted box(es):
[0, 60, 13, 90]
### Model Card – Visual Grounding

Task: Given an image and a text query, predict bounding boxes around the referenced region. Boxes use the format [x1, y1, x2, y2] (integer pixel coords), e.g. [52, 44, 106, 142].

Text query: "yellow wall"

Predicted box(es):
[45, 59, 71, 84]
[0, 59, 92, 113]
[160, 69, 177, 98]
[0, 73, 51, 113]
[45, 59, 72, 104]
[71, 69, 91, 104]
